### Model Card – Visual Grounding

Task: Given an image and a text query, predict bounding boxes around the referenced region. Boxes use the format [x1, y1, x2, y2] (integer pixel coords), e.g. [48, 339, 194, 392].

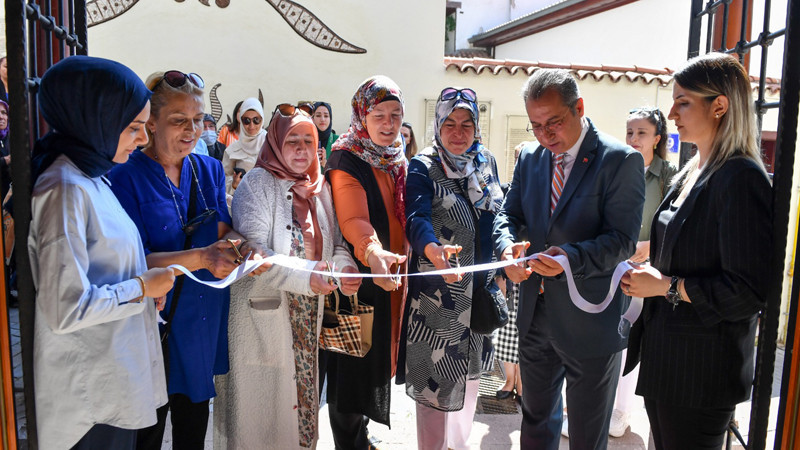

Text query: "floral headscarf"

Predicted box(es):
[433, 88, 500, 213]
[331, 75, 407, 228]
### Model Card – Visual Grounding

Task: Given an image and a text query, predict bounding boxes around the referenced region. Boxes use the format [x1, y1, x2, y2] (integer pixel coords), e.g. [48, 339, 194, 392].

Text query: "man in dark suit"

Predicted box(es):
[493, 69, 645, 450]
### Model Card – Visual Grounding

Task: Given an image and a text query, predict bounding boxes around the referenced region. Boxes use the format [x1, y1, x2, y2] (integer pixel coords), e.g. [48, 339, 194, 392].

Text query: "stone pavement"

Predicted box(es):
[7, 305, 784, 449]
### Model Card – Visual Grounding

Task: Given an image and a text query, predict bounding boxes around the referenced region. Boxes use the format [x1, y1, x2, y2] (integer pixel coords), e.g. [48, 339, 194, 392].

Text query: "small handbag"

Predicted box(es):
[468, 200, 509, 335]
[319, 290, 374, 357]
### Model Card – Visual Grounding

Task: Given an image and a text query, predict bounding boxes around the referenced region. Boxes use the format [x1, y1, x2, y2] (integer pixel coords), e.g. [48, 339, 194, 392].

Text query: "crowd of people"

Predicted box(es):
[13, 50, 771, 450]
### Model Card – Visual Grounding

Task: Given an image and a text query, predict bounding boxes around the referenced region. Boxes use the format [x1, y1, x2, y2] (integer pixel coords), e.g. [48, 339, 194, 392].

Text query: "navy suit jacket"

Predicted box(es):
[493, 119, 645, 359]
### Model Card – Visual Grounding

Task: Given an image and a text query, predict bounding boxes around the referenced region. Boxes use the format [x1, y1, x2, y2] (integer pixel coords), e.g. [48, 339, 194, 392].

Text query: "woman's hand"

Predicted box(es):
[231, 171, 243, 190]
[367, 246, 407, 292]
[200, 239, 241, 279]
[310, 261, 337, 295]
[140, 268, 176, 311]
[140, 267, 176, 298]
[239, 240, 271, 276]
[620, 264, 670, 298]
[630, 240, 650, 263]
[339, 265, 362, 296]
[424, 242, 463, 283]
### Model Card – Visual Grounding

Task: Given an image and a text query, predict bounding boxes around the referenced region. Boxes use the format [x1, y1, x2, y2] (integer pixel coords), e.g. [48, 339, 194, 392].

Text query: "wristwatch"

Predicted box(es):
[665, 276, 682, 309]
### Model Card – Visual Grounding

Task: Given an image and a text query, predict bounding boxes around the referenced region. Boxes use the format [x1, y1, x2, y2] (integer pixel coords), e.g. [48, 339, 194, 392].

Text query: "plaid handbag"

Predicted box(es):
[319, 290, 374, 357]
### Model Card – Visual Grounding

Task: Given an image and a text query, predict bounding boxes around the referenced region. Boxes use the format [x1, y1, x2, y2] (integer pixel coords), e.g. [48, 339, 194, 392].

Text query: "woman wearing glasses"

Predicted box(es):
[109, 70, 267, 449]
[30, 55, 176, 450]
[404, 87, 503, 449]
[214, 104, 360, 449]
[605, 107, 678, 437]
[325, 75, 408, 449]
[222, 97, 267, 197]
[621, 53, 772, 448]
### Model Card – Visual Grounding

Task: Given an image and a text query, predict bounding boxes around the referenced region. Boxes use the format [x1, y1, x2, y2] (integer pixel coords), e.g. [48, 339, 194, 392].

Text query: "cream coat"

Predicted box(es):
[213, 167, 354, 449]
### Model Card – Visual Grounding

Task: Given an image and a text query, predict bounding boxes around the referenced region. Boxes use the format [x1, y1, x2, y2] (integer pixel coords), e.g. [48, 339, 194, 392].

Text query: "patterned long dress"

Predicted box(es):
[404, 148, 501, 411]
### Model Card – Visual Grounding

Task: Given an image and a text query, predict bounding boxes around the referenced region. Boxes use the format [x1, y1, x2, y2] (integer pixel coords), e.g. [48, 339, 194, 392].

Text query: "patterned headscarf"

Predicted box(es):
[432, 88, 499, 212]
[0, 100, 8, 140]
[256, 109, 324, 260]
[331, 75, 408, 228]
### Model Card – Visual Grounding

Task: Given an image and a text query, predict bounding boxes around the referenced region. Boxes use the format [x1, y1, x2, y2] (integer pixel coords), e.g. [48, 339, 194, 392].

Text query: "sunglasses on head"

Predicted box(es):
[439, 87, 477, 103]
[157, 70, 205, 90]
[274, 103, 313, 117]
[182, 208, 217, 236]
[240, 116, 262, 126]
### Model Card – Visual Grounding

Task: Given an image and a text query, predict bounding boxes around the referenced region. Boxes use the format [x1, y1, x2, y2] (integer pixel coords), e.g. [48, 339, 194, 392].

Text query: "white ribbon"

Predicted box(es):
[536, 254, 643, 338]
[168, 251, 643, 337]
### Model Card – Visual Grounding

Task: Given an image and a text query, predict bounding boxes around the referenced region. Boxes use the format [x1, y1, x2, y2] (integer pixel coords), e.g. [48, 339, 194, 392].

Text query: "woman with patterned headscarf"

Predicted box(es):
[325, 75, 409, 448]
[404, 86, 504, 449]
[214, 104, 359, 449]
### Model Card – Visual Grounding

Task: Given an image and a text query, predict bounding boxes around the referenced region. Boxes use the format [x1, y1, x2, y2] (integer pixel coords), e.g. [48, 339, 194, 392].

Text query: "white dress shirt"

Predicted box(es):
[29, 156, 167, 449]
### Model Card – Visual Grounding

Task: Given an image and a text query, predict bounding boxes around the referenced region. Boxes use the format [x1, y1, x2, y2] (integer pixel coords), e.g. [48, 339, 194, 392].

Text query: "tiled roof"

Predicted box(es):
[446, 48, 492, 59]
[443, 57, 782, 93]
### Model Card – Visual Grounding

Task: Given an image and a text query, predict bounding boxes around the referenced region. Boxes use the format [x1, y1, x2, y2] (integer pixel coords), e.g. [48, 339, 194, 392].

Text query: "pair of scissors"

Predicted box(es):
[227, 239, 245, 265]
[325, 261, 340, 288]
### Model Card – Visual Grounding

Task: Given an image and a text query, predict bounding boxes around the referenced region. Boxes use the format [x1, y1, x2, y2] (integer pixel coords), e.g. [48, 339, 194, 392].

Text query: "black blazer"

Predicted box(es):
[625, 157, 772, 408]
[493, 119, 645, 359]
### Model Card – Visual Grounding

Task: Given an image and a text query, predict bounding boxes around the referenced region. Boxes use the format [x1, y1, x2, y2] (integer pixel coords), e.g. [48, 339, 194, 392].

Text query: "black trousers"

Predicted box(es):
[71, 423, 136, 450]
[518, 296, 621, 450]
[645, 398, 734, 450]
[327, 400, 370, 450]
[135, 393, 210, 450]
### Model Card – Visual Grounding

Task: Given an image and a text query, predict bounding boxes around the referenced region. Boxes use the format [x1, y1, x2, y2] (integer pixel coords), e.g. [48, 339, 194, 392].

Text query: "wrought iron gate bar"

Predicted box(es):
[25, 3, 82, 49]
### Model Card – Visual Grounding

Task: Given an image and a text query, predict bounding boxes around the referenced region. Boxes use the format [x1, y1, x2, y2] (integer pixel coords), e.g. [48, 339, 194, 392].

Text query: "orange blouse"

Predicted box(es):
[217, 125, 239, 148]
[329, 168, 408, 376]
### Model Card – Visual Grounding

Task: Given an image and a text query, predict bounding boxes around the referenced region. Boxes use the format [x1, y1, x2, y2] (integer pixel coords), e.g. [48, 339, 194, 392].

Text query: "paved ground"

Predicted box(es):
[9, 306, 785, 449]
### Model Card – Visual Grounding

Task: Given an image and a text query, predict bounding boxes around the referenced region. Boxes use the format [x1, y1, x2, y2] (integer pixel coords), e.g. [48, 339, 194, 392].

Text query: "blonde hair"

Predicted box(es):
[672, 53, 765, 188]
[143, 71, 204, 148]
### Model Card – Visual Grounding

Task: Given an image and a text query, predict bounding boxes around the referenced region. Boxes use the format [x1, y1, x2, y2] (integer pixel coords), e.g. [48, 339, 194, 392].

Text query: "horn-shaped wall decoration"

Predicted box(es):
[86, 0, 367, 54]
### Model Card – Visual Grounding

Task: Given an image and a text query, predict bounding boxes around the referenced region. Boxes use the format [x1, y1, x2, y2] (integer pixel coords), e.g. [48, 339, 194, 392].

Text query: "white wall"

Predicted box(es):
[495, 0, 691, 70]
[454, 0, 554, 50]
[89, 0, 444, 135]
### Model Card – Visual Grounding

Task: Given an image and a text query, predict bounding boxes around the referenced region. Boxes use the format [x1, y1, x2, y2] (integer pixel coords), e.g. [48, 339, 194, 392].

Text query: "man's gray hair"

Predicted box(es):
[522, 69, 581, 113]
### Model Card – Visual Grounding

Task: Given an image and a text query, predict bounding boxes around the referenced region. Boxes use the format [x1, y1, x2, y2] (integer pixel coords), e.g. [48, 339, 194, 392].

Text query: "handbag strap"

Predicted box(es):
[161, 154, 199, 340]
[330, 289, 360, 314]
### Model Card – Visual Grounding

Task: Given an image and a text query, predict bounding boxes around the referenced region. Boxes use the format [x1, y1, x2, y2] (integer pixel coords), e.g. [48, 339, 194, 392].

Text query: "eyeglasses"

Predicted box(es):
[273, 103, 313, 117]
[526, 110, 571, 136]
[157, 71, 205, 89]
[439, 87, 477, 102]
[240, 116, 262, 126]
[182, 208, 218, 236]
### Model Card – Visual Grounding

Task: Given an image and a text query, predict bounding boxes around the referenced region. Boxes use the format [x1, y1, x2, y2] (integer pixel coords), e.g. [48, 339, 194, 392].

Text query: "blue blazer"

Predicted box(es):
[493, 119, 645, 359]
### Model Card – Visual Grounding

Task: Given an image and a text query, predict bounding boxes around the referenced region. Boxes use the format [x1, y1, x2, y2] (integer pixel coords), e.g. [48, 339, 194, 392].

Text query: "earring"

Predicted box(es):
[715, 114, 720, 118]
[653, 144, 657, 150]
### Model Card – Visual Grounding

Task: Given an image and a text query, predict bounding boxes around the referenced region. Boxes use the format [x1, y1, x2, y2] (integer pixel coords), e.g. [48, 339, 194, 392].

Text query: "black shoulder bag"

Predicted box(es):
[160, 155, 199, 376]
[467, 203, 509, 335]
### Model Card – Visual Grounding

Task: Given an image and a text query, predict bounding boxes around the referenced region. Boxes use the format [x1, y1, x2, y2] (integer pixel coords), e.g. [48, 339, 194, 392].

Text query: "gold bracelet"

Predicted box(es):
[132, 276, 146, 303]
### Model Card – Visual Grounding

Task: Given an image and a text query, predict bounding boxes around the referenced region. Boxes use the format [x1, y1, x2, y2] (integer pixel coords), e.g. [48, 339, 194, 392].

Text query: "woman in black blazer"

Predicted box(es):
[620, 52, 772, 449]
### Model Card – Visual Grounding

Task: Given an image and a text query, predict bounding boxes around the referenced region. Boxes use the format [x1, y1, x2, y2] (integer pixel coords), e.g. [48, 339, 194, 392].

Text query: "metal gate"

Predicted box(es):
[686, 0, 800, 449]
[4, 0, 87, 448]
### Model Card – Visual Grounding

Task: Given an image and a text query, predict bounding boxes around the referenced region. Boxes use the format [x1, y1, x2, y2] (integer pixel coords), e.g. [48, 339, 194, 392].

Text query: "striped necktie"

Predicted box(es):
[551, 152, 565, 215]
[541, 152, 566, 295]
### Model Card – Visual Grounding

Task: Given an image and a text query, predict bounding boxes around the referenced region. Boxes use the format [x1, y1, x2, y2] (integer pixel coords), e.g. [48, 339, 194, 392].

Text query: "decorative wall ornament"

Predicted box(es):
[86, 0, 367, 54]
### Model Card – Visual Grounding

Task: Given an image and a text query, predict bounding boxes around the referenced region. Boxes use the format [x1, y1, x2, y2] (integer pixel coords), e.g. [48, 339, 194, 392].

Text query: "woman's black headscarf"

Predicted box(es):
[32, 55, 151, 182]
[311, 101, 333, 147]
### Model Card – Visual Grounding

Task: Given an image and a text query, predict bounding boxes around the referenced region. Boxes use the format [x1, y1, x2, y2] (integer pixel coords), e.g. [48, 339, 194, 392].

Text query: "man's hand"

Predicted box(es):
[529, 246, 566, 277]
[501, 241, 531, 283]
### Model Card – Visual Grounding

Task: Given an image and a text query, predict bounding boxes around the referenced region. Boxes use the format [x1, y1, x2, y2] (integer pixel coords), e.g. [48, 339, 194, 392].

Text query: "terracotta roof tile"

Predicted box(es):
[443, 57, 781, 93]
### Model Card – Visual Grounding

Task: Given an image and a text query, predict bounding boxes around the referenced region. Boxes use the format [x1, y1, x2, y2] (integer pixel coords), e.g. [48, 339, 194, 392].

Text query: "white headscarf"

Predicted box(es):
[226, 97, 266, 160]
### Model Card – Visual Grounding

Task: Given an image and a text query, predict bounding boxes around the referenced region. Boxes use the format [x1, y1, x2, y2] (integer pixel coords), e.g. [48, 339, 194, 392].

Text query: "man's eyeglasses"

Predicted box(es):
[240, 116, 262, 126]
[274, 103, 313, 117]
[439, 87, 477, 103]
[182, 208, 217, 236]
[526, 110, 570, 136]
[157, 71, 205, 90]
